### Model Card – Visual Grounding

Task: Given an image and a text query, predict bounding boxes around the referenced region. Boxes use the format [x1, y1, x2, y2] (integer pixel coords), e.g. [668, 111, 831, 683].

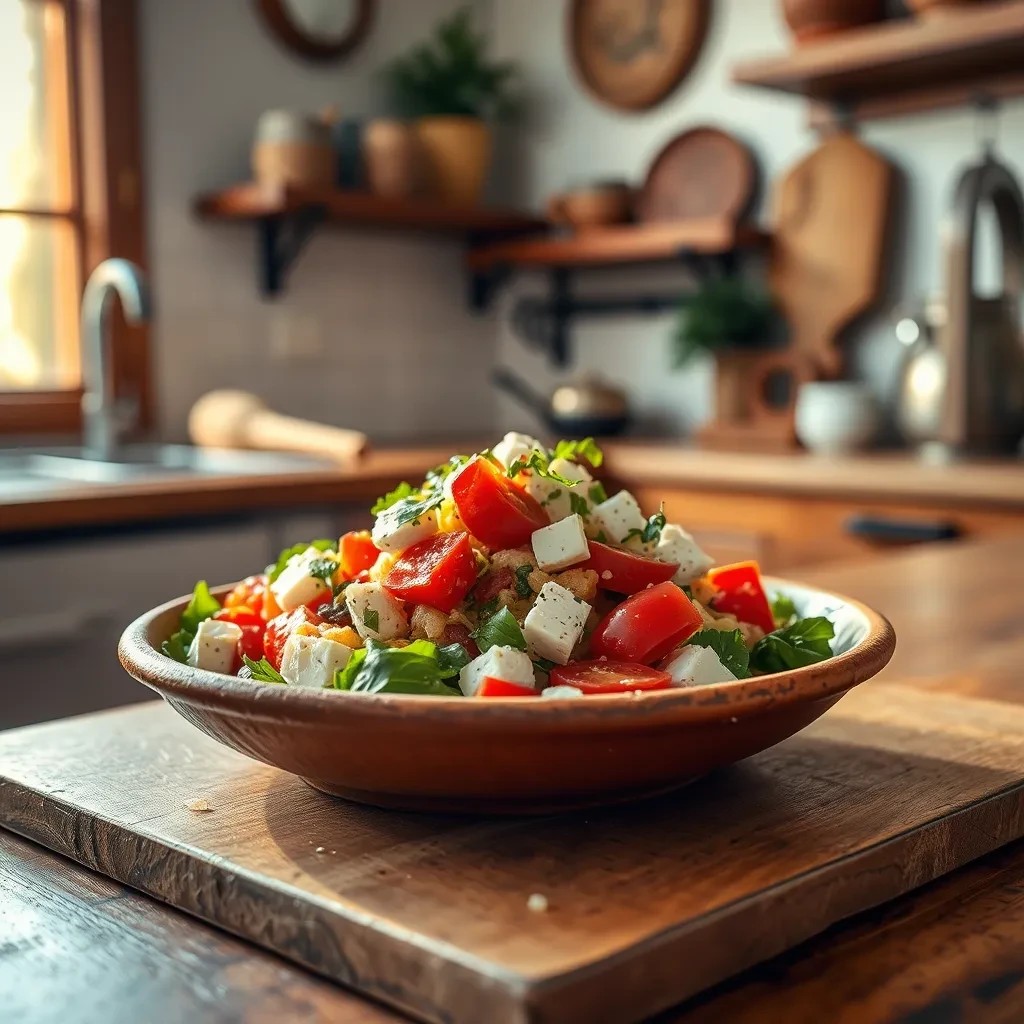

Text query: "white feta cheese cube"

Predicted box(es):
[541, 685, 584, 699]
[458, 645, 536, 696]
[523, 457, 594, 522]
[441, 457, 473, 500]
[279, 633, 353, 688]
[589, 491, 647, 547]
[492, 431, 544, 470]
[270, 545, 333, 613]
[187, 618, 242, 675]
[371, 505, 439, 554]
[655, 524, 714, 584]
[662, 645, 737, 687]
[345, 581, 409, 642]
[522, 581, 591, 665]
[531, 514, 590, 571]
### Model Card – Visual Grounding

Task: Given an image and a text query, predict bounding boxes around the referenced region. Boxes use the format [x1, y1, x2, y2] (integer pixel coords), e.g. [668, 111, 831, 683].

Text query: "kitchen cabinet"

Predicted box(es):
[0, 509, 356, 730]
[632, 485, 1024, 572]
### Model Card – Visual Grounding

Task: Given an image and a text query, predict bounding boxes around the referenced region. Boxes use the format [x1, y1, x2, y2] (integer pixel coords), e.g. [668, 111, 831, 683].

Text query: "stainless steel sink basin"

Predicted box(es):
[0, 444, 335, 494]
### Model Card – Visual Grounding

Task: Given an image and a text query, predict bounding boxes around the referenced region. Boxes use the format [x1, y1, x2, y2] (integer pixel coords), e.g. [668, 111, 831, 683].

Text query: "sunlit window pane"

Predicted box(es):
[0, 1, 72, 210]
[0, 216, 78, 390]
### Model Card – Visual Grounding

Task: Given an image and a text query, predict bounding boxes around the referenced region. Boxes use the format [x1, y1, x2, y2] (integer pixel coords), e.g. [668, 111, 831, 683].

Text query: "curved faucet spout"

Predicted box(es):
[80, 258, 151, 460]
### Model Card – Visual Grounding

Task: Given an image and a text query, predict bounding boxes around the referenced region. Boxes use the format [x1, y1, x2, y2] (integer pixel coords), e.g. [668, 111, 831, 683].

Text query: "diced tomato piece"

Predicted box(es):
[214, 605, 264, 629]
[549, 660, 671, 694]
[440, 622, 480, 659]
[477, 677, 536, 697]
[472, 566, 514, 605]
[579, 541, 678, 595]
[589, 581, 703, 664]
[224, 575, 268, 617]
[707, 560, 775, 634]
[237, 624, 265, 662]
[451, 458, 548, 549]
[263, 606, 323, 670]
[383, 532, 478, 612]
[338, 530, 379, 579]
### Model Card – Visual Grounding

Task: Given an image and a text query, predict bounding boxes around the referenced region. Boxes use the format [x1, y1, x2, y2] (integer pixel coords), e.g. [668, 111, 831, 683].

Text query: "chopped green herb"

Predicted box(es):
[308, 557, 338, 584]
[568, 492, 590, 519]
[370, 481, 415, 515]
[162, 581, 221, 663]
[334, 639, 461, 696]
[625, 505, 667, 546]
[588, 481, 608, 504]
[241, 655, 286, 684]
[551, 437, 604, 467]
[507, 450, 577, 486]
[423, 455, 470, 491]
[687, 629, 750, 680]
[514, 563, 534, 598]
[268, 539, 335, 583]
[750, 617, 835, 674]
[363, 608, 380, 632]
[373, 491, 445, 535]
[541, 488, 563, 506]
[472, 606, 527, 654]
[595, 530, 609, 544]
[770, 592, 798, 628]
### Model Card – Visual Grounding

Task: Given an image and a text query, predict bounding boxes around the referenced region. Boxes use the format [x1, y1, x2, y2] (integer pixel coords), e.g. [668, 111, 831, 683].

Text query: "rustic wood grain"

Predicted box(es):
[0, 829, 398, 1024]
[2, 674, 1024, 1023]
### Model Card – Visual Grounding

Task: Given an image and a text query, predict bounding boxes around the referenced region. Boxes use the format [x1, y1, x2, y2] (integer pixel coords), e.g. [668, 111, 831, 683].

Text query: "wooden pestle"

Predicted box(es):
[188, 390, 368, 463]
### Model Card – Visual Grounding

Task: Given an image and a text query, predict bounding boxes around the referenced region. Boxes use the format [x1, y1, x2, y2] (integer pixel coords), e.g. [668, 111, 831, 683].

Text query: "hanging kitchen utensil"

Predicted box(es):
[769, 131, 896, 379]
[492, 368, 631, 436]
[636, 126, 758, 225]
[924, 149, 1024, 456]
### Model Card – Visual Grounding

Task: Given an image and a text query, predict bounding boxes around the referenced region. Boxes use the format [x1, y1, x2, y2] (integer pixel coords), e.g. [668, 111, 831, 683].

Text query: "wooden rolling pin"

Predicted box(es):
[188, 390, 368, 463]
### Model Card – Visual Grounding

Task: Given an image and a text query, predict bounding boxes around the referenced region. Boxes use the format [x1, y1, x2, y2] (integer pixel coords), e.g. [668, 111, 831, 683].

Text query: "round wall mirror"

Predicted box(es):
[256, 0, 375, 63]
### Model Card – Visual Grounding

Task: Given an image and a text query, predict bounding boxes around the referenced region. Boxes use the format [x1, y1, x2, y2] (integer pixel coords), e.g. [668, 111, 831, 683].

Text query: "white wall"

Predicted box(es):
[141, 0, 499, 442]
[487, 0, 1024, 436]
[141, 0, 1024, 442]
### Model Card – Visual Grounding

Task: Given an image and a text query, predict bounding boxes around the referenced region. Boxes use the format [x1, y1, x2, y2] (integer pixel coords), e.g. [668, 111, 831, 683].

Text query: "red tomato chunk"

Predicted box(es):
[451, 458, 548, 549]
[384, 532, 478, 613]
[589, 581, 702, 664]
[579, 541, 678, 595]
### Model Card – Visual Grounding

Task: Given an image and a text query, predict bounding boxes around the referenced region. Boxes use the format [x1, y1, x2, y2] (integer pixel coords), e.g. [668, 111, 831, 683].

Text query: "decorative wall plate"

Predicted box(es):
[570, 0, 711, 111]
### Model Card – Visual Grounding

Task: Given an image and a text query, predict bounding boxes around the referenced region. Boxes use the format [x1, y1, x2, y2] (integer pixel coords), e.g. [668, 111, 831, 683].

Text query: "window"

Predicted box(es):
[0, 0, 147, 434]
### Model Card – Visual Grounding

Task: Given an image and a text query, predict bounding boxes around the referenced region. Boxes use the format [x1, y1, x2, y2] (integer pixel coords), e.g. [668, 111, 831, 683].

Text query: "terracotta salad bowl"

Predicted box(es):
[119, 578, 894, 814]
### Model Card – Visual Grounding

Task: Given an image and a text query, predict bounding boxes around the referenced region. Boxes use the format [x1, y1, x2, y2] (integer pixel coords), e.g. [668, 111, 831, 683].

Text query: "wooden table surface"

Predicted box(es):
[4, 535, 1024, 1024]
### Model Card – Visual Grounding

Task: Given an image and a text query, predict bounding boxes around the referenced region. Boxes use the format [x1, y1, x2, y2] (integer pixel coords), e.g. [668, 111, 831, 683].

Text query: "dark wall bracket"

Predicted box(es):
[257, 206, 327, 297]
[471, 248, 740, 368]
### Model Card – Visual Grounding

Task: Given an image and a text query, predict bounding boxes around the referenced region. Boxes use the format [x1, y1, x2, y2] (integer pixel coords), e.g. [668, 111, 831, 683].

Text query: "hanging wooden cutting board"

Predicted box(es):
[770, 132, 896, 378]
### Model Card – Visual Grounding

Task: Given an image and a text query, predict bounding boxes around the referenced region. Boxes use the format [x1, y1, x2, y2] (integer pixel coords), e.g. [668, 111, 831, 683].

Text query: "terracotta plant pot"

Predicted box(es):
[905, 0, 977, 14]
[362, 119, 421, 199]
[781, 0, 884, 42]
[415, 116, 492, 206]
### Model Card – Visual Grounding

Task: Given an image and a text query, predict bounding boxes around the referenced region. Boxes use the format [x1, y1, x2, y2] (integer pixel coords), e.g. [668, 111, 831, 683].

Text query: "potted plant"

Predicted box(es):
[672, 278, 777, 368]
[383, 6, 520, 206]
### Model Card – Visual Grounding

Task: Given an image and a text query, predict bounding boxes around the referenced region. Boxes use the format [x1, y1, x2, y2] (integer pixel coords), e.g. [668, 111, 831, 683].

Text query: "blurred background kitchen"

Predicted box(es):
[3, 0, 1023, 728]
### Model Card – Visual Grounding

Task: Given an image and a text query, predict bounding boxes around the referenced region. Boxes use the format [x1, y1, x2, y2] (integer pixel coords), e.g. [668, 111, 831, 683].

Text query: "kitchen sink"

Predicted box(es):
[0, 444, 335, 493]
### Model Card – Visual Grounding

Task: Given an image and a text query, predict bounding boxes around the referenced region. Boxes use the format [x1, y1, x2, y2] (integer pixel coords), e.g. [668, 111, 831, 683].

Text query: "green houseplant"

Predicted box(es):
[383, 6, 520, 205]
[672, 278, 778, 367]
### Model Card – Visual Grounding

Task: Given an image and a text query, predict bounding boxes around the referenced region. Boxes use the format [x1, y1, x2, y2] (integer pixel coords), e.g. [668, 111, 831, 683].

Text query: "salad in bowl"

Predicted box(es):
[163, 434, 837, 700]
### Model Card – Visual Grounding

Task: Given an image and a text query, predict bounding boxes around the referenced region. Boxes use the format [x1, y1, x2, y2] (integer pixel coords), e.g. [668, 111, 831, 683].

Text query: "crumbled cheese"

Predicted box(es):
[185, 799, 212, 812]
[531, 514, 590, 571]
[522, 582, 591, 665]
[527, 893, 549, 913]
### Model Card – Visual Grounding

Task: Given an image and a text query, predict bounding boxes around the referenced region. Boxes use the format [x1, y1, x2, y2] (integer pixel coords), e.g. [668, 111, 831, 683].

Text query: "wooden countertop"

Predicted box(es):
[3, 535, 1024, 1023]
[3, 441, 1023, 536]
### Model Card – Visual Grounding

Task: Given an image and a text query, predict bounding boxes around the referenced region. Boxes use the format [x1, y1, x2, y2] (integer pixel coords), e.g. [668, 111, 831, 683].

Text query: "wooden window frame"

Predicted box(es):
[0, 0, 149, 436]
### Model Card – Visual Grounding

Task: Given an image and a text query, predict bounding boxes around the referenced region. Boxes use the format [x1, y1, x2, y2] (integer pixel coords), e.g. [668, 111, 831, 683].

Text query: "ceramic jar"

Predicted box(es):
[362, 119, 421, 199]
[795, 381, 879, 454]
[252, 110, 335, 190]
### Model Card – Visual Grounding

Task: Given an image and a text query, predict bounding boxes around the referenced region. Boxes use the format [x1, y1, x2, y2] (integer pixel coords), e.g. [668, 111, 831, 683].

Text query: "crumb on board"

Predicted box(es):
[315, 846, 326, 854]
[185, 799, 212, 813]
[527, 893, 549, 913]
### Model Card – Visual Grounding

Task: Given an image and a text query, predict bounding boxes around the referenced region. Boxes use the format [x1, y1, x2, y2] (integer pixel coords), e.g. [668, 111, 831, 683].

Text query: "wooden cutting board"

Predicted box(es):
[1, 688, 1024, 1024]
[770, 132, 896, 378]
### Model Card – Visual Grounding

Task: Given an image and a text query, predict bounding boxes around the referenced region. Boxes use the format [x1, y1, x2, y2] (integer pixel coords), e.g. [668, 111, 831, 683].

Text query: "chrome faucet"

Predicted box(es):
[80, 258, 151, 461]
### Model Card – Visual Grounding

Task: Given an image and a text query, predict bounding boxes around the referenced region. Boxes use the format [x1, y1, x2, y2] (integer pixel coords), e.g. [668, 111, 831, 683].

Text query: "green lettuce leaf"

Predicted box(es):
[334, 639, 461, 696]
[551, 437, 604, 467]
[370, 481, 415, 515]
[770, 592, 798, 628]
[750, 616, 835, 674]
[241, 655, 286, 684]
[162, 580, 222, 663]
[471, 606, 526, 654]
[686, 628, 750, 679]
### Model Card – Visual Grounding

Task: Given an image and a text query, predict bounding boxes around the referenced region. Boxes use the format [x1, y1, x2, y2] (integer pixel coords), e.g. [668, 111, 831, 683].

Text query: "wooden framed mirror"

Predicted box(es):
[256, 0, 375, 63]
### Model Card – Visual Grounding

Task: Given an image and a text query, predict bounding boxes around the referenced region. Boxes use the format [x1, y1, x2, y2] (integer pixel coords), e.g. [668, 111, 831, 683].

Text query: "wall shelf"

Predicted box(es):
[731, 3, 1024, 123]
[193, 183, 546, 296]
[467, 219, 771, 367]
